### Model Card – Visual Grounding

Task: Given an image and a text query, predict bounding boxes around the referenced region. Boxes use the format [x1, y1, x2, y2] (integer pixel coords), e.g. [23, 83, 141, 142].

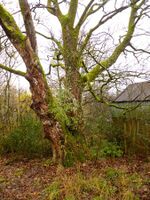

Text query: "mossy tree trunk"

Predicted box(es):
[46, 0, 145, 135]
[61, 22, 84, 134]
[24, 43, 65, 164]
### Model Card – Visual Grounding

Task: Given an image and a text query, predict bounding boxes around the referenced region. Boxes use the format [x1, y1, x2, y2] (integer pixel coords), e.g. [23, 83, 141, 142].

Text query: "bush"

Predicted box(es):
[99, 140, 123, 158]
[0, 115, 50, 157]
[89, 140, 123, 160]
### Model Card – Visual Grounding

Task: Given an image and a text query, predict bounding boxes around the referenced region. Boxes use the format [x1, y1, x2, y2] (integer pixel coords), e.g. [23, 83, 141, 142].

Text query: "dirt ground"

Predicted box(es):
[0, 156, 149, 200]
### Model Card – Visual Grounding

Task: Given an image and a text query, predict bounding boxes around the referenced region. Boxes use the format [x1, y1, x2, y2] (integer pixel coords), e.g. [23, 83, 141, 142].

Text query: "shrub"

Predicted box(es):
[89, 140, 123, 160]
[99, 140, 123, 158]
[0, 115, 50, 157]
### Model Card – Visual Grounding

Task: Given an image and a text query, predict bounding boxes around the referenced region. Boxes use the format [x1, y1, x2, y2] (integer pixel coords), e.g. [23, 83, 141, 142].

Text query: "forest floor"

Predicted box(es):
[0, 156, 149, 200]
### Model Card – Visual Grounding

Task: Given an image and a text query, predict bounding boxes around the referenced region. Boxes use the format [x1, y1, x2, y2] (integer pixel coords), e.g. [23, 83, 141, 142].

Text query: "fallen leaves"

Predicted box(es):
[0, 156, 149, 200]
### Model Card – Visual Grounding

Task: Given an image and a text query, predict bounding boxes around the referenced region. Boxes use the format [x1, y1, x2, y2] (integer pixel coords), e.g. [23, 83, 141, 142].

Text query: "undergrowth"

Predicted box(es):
[0, 115, 50, 157]
[42, 167, 142, 200]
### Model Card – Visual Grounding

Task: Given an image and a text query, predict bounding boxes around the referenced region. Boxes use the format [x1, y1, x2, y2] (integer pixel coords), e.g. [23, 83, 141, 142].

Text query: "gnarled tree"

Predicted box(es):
[0, 1, 64, 164]
[0, 0, 148, 163]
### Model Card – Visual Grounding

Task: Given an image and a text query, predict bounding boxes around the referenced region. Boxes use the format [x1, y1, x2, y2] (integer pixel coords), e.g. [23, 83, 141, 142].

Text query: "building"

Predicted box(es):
[111, 81, 150, 155]
[114, 81, 150, 103]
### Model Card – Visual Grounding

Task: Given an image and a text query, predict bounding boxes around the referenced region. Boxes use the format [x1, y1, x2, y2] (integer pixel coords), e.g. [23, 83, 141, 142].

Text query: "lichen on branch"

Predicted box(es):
[83, 1, 143, 83]
[0, 64, 26, 77]
[0, 4, 26, 44]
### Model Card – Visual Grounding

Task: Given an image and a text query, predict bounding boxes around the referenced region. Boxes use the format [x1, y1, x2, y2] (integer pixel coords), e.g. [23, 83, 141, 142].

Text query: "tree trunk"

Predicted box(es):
[65, 67, 84, 135]
[26, 61, 65, 164]
[21, 39, 65, 164]
[30, 96, 65, 164]
[62, 25, 84, 135]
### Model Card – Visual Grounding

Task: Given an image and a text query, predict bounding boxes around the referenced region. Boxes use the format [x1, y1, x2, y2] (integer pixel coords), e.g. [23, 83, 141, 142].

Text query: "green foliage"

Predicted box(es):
[83, 103, 117, 159]
[42, 181, 61, 200]
[105, 167, 122, 181]
[52, 89, 81, 132]
[99, 141, 123, 158]
[89, 141, 123, 160]
[84, 99, 150, 159]
[51, 90, 71, 127]
[0, 115, 50, 157]
[83, 101, 124, 159]
[64, 134, 88, 167]
[51, 89, 88, 166]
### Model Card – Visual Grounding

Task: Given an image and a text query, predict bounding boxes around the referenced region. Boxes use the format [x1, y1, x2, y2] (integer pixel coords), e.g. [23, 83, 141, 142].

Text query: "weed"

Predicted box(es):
[43, 159, 53, 167]
[33, 177, 41, 187]
[65, 195, 76, 200]
[41, 167, 143, 200]
[105, 167, 122, 182]
[122, 191, 140, 200]
[100, 141, 123, 158]
[0, 175, 7, 183]
[43, 181, 60, 200]
[14, 168, 24, 177]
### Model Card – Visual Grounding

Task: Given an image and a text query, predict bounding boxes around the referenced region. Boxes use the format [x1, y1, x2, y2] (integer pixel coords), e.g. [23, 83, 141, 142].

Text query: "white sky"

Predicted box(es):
[0, 0, 150, 92]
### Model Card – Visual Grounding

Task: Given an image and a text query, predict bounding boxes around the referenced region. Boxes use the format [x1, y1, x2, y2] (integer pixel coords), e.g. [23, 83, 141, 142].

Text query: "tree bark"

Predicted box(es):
[61, 24, 84, 134]
[65, 67, 84, 134]
[28, 70, 65, 164]
[24, 40, 65, 164]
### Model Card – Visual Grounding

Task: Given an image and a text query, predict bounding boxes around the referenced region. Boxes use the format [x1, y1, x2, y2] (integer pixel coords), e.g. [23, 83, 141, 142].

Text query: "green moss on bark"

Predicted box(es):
[0, 4, 26, 43]
[82, 4, 138, 83]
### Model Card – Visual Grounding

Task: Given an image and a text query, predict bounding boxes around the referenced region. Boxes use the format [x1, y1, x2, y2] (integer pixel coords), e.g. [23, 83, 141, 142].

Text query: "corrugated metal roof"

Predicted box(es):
[114, 81, 150, 102]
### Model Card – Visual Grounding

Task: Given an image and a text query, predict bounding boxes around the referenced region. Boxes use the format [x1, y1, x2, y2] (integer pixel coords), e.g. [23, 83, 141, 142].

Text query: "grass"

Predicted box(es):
[42, 167, 142, 200]
[14, 167, 25, 177]
[42, 181, 61, 200]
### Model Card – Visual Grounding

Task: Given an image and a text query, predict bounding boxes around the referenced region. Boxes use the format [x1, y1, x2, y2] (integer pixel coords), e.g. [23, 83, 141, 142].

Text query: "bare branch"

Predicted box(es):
[68, 0, 78, 26]
[129, 42, 150, 54]
[36, 31, 63, 52]
[76, 1, 110, 31]
[75, 0, 94, 30]
[0, 64, 26, 77]
[47, 0, 63, 18]
[19, 0, 38, 53]
[83, 0, 146, 83]
[79, 5, 129, 56]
